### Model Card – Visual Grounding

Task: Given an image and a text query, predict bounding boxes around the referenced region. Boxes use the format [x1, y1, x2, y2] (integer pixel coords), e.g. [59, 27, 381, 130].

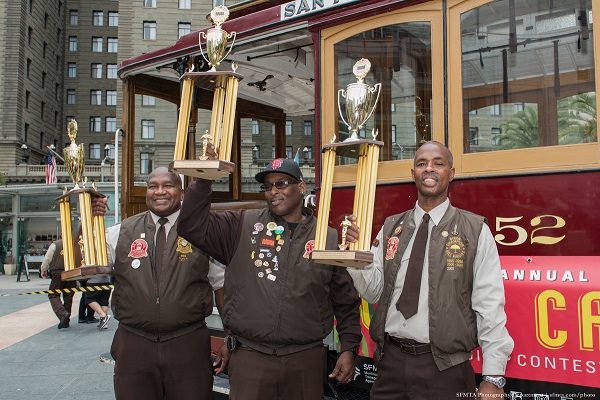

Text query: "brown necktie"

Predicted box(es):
[154, 217, 169, 282]
[396, 213, 430, 319]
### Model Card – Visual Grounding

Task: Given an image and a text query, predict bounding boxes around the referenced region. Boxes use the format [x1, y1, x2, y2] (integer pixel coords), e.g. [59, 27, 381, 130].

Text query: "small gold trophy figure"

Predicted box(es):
[310, 59, 383, 268]
[169, 4, 241, 180]
[57, 119, 113, 280]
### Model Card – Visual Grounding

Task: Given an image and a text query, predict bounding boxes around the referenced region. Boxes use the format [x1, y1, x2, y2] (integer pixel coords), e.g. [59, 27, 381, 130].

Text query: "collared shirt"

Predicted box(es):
[347, 199, 512, 375]
[106, 209, 225, 290]
[40, 242, 57, 273]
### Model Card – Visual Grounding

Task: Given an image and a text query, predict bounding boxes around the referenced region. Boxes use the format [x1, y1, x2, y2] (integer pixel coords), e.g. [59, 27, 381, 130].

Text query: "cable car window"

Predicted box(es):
[334, 22, 432, 163]
[461, 0, 596, 153]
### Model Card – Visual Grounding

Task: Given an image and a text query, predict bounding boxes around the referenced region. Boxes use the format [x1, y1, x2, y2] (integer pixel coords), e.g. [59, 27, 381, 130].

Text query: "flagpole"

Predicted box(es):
[46, 145, 65, 163]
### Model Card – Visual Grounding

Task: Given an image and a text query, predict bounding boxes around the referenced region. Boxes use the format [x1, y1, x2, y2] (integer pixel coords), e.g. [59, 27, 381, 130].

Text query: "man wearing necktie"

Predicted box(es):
[94, 167, 225, 400]
[346, 141, 513, 399]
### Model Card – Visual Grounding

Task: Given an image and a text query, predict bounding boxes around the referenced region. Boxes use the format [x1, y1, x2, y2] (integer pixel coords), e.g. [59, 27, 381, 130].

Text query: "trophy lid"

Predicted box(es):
[67, 119, 78, 145]
[353, 59, 372, 83]
[209, 5, 230, 29]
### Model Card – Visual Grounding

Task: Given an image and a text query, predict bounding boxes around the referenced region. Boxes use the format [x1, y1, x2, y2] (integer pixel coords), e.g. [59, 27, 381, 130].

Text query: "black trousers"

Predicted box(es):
[370, 336, 476, 400]
[111, 324, 213, 400]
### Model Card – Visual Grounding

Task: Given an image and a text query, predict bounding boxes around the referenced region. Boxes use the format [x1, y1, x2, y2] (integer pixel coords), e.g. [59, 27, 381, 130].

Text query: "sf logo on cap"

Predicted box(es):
[271, 159, 283, 169]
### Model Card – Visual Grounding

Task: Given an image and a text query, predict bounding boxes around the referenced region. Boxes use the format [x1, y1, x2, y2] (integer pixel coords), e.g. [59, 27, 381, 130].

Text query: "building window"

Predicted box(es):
[92, 37, 103, 52]
[106, 90, 117, 106]
[140, 153, 153, 174]
[56, 55, 60, 70]
[40, 102, 45, 119]
[303, 121, 312, 136]
[91, 64, 103, 79]
[43, 42, 47, 58]
[108, 12, 118, 27]
[55, 83, 59, 100]
[89, 143, 101, 159]
[142, 95, 155, 106]
[28, 27, 33, 45]
[253, 145, 260, 160]
[142, 120, 155, 139]
[144, 0, 157, 7]
[106, 117, 116, 132]
[490, 104, 501, 116]
[57, 28, 61, 42]
[271, 146, 275, 159]
[251, 120, 259, 135]
[178, 23, 191, 38]
[469, 127, 479, 145]
[26, 58, 31, 78]
[391, 103, 396, 112]
[285, 146, 293, 159]
[54, 111, 58, 127]
[285, 120, 292, 136]
[90, 117, 102, 132]
[107, 38, 118, 53]
[41, 72, 46, 88]
[40, 132, 45, 149]
[179, 0, 191, 9]
[143, 21, 156, 40]
[90, 90, 102, 105]
[29, 0, 33, 13]
[514, 102, 525, 113]
[67, 89, 76, 104]
[69, 36, 77, 51]
[92, 11, 103, 26]
[107, 64, 117, 79]
[391, 125, 397, 143]
[491, 128, 501, 146]
[24, 124, 29, 142]
[69, 10, 78, 25]
[25, 91, 30, 109]
[68, 63, 76, 77]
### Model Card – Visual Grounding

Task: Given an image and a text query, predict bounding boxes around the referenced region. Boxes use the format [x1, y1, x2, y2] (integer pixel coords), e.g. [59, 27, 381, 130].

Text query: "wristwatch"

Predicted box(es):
[482, 375, 506, 389]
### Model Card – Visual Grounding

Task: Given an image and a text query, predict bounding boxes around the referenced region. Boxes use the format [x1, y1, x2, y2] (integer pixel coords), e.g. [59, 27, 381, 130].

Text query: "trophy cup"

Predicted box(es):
[57, 119, 112, 281]
[311, 59, 383, 268]
[169, 5, 241, 180]
[338, 59, 381, 141]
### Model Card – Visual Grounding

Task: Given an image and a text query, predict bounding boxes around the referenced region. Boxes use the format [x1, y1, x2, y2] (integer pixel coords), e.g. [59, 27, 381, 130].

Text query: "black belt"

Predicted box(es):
[386, 334, 431, 355]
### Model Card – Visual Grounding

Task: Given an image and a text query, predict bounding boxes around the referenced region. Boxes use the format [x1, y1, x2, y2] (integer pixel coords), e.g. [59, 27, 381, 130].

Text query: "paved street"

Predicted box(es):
[0, 274, 115, 400]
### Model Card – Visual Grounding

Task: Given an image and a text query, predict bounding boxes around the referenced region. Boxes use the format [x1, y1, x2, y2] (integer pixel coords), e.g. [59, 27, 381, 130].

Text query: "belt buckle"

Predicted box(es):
[400, 341, 418, 356]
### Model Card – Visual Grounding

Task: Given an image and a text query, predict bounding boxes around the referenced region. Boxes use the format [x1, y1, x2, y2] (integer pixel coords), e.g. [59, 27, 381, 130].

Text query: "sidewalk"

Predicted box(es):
[0, 274, 115, 400]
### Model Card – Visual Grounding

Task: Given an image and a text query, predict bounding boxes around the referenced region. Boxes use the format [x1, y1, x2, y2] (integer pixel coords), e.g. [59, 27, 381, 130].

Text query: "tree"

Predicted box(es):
[558, 93, 597, 144]
[497, 107, 539, 149]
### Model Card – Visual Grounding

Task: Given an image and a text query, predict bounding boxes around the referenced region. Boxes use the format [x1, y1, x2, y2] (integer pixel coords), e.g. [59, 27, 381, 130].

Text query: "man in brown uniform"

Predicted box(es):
[98, 167, 224, 400]
[41, 240, 76, 329]
[178, 157, 362, 400]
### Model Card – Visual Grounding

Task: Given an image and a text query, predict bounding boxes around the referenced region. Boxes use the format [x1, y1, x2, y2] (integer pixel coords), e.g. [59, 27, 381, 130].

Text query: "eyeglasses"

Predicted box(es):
[259, 180, 298, 192]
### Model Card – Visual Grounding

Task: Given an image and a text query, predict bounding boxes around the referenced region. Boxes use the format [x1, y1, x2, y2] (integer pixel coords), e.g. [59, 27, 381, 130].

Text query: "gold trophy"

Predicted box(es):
[311, 59, 383, 268]
[57, 120, 112, 280]
[169, 5, 241, 180]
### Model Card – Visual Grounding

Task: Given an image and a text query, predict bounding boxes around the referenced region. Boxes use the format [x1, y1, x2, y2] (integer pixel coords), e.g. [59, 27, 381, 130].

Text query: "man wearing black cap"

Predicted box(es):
[178, 155, 362, 400]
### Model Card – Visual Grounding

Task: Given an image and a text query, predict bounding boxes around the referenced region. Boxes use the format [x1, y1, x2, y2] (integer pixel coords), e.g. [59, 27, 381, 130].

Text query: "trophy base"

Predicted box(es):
[310, 250, 373, 268]
[169, 160, 235, 180]
[61, 265, 114, 281]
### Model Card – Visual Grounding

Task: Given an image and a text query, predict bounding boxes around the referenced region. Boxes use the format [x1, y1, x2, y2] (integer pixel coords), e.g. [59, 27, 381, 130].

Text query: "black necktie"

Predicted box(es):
[396, 213, 430, 319]
[154, 217, 169, 282]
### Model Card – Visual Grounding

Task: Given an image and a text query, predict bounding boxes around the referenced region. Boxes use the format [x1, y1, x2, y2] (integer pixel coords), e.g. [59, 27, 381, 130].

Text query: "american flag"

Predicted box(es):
[45, 150, 57, 184]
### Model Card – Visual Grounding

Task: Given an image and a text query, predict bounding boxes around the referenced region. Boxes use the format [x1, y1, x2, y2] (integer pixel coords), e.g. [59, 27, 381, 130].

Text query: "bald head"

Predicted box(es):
[147, 167, 182, 187]
[414, 141, 453, 168]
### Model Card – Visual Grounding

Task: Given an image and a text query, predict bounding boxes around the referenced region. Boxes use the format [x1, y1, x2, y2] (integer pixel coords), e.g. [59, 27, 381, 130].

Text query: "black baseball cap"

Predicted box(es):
[255, 158, 304, 183]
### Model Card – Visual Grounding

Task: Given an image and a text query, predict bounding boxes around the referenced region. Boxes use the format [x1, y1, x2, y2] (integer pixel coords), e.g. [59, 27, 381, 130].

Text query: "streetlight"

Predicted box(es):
[101, 144, 111, 182]
[114, 129, 124, 223]
[20, 143, 30, 164]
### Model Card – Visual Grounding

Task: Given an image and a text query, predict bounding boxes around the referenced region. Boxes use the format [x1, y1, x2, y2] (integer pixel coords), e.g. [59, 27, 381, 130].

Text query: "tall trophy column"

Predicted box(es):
[169, 5, 242, 180]
[57, 120, 113, 281]
[311, 59, 383, 268]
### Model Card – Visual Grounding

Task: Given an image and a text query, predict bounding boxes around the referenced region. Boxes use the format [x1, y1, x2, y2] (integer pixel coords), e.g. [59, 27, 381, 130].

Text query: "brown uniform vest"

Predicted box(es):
[49, 240, 65, 272]
[370, 205, 485, 370]
[112, 212, 212, 340]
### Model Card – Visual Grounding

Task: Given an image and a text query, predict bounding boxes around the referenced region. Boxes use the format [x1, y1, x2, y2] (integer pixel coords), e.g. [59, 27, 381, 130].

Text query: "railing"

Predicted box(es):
[4, 164, 116, 182]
